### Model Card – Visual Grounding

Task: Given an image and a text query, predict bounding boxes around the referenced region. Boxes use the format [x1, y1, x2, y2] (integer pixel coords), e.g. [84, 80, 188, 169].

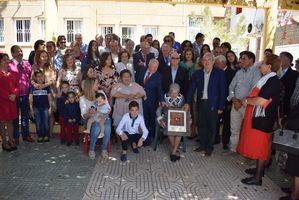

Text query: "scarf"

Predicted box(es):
[252, 72, 276, 117]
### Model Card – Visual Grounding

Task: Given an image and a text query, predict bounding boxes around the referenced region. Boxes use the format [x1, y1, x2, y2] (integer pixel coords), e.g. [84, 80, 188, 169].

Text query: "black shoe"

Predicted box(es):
[205, 151, 212, 157]
[75, 141, 79, 146]
[281, 187, 292, 194]
[170, 154, 177, 162]
[279, 195, 297, 200]
[61, 140, 66, 144]
[66, 142, 71, 146]
[194, 147, 205, 152]
[121, 154, 127, 162]
[132, 148, 139, 154]
[241, 177, 262, 186]
[2, 146, 14, 152]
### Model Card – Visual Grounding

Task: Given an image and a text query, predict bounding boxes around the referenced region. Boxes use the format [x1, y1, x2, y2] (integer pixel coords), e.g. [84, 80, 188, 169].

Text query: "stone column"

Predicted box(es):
[44, 0, 58, 41]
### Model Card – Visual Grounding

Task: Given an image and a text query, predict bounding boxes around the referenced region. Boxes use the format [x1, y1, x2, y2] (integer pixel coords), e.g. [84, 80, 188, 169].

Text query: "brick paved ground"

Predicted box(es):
[0, 136, 291, 200]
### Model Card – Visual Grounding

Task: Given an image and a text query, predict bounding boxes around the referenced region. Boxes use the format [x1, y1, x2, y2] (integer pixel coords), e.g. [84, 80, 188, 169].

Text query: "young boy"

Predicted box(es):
[63, 91, 81, 146]
[116, 101, 148, 162]
[56, 81, 69, 144]
[83, 91, 110, 138]
[29, 70, 52, 143]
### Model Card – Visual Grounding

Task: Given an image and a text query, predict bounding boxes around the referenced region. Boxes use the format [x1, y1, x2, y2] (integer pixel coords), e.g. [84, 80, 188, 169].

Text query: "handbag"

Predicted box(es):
[272, 128, 299, 155]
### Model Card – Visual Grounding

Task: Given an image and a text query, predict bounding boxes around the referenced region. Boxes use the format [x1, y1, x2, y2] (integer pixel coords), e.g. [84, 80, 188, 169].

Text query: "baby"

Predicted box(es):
[83, 91, 110, 138]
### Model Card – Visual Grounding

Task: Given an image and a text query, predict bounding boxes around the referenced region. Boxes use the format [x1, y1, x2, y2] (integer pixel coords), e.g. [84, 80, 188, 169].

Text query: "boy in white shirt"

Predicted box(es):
[116, 101, 148, 162]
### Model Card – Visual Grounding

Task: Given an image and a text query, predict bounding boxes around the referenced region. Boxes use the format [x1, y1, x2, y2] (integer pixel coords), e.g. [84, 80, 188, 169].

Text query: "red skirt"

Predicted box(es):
[237, 87, 271, 161]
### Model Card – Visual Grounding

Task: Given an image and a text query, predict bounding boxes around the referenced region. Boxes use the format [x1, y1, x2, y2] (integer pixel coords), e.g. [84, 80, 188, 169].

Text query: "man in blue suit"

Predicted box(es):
[133, 41, 155, 81]
[184, 52, 227, 156]
[137, 59, 164, 144]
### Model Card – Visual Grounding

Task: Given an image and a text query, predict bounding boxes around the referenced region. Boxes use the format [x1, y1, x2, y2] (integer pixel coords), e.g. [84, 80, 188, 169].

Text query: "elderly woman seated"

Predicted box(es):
[156, 83, 186, 162]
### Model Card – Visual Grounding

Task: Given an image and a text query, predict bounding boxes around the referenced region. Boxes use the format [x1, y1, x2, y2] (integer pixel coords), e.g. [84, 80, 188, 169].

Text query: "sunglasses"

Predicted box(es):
[165, 40, 171, 42]
[60, 41, 66, 44]
[171, 57, 180, 60]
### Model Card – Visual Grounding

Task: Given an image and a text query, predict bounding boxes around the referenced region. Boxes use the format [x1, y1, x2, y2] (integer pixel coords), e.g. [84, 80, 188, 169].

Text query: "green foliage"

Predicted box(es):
[191, 7, 249, 51]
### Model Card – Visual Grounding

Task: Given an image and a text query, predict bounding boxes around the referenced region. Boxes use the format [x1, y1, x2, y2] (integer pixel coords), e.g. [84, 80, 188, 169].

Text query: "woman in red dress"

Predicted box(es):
[237, 54, 281, 186]
[0, 53, 19, 151]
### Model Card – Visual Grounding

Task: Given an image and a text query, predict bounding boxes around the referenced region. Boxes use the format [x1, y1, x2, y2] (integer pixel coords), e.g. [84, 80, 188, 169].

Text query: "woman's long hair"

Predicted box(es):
[34, 50, 52, 71]
[82, 77, 96, 101]
[61, 53, 76, 71]
[98, 52, 114, 70]
[86, 40, 100, 65]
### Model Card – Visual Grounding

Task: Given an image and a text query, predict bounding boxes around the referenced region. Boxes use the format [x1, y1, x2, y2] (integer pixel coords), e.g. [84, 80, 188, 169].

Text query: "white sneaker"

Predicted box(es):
[83, 129, 90, 134]
[98, 132, 105, 139]
[89, 150, 95, 160]
[101, 150, 108, 159]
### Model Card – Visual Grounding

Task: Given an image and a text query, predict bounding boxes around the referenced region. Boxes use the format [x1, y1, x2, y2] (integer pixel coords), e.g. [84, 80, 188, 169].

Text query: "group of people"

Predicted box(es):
[0, 31, 299, 200]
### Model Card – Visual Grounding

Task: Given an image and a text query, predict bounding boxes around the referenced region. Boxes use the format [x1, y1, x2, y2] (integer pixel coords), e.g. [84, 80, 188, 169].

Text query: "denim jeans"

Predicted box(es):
[33, 107, 49, 138]
[13, 95, 30, 138]
[89, 118, 111, 151]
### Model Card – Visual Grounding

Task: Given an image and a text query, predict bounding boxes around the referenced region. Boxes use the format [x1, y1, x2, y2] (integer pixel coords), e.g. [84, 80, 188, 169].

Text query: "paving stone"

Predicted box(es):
[0, 137, 290, 200]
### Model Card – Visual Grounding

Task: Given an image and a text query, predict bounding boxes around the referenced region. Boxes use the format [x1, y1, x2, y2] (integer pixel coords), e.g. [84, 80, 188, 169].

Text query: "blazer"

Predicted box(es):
[133, 51, 155, 81]
[157, 54, 170, 73]
[186, 67, 227, 111]
[137, 68, 164, 108]
[161, 65, 189, 97]
[280, 67, 298, 115]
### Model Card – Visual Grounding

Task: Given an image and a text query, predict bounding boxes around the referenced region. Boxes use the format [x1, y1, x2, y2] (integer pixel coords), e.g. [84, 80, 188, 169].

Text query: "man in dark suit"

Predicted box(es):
[133, 41, 155, 81]
[137, 59, 164, 144]
[161, 52, 189, 97]
[280, 52, 299, 116]
[214, 55, 236, 152]
[158, 43, 171, 73]
[184, 53, 226, 156]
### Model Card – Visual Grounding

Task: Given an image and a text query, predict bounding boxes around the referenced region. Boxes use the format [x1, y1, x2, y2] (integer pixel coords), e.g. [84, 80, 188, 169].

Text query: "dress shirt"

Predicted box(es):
[171, 66, 178, 83]
[8, 59, 31, 96]
[116, 113, 149, 141]
[228, 64, 261, 101]
[164, 56, 170, 67]
[202, 69, 211, 99]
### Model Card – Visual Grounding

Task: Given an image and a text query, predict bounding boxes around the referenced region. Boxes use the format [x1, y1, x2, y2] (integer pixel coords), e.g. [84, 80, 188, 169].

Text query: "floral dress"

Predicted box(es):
[95, 67, 119, 99]
[60, 67, 81, 94]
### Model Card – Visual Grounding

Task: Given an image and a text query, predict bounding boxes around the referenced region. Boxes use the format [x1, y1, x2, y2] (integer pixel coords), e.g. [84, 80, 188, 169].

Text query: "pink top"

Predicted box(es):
[8, 59, 31, 96]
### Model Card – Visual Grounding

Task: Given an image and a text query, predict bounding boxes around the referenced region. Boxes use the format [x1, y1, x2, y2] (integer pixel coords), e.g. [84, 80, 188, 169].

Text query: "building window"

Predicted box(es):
[100, 26, 114, 36]
[187, 16, 202, 41]
[66, 20, 82, 43]
[143, 27, 158, 39]
[15, 19, 31, 43]
[39, 19, 45, 40]
[0, 19, 4, 43]
[121, 26, 135, 46]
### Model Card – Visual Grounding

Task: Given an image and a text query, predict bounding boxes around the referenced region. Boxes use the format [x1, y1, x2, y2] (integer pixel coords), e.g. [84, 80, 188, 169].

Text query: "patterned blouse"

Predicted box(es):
[60, 67, 81, 94]
[95, 66, 119, 98]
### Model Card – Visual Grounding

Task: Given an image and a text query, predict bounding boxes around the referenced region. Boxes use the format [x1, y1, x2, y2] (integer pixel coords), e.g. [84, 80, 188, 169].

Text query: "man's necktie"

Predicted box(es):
[144, 72, 151, 85]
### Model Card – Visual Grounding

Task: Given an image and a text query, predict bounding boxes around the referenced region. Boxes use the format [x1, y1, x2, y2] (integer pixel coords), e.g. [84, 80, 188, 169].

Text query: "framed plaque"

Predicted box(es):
[165, 108, 191, 136]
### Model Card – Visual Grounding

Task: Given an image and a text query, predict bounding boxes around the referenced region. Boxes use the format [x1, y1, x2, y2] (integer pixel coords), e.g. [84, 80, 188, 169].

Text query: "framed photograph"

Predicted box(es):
[165, 108, 190, 136]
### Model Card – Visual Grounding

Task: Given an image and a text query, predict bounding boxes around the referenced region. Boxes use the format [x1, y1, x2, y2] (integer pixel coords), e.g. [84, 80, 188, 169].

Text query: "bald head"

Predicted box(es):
[148, 59, 159, 73]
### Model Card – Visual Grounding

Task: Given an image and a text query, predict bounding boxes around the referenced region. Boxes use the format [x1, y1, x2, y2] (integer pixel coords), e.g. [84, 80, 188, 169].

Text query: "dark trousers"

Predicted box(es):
[215, 103, 232, 149]
[197, 100, 218, 152]
[221, 104, 232, 149]
[143, 101, 156, 140]
[13, 95, 30, 139]
[121, 132, 141, 151]
[59, 116, 67, 141]
[66, 123, 79, 143]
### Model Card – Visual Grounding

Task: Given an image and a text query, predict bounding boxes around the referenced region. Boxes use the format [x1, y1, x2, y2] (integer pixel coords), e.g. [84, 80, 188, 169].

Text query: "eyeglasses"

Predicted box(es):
[171, 57, 180, 60]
